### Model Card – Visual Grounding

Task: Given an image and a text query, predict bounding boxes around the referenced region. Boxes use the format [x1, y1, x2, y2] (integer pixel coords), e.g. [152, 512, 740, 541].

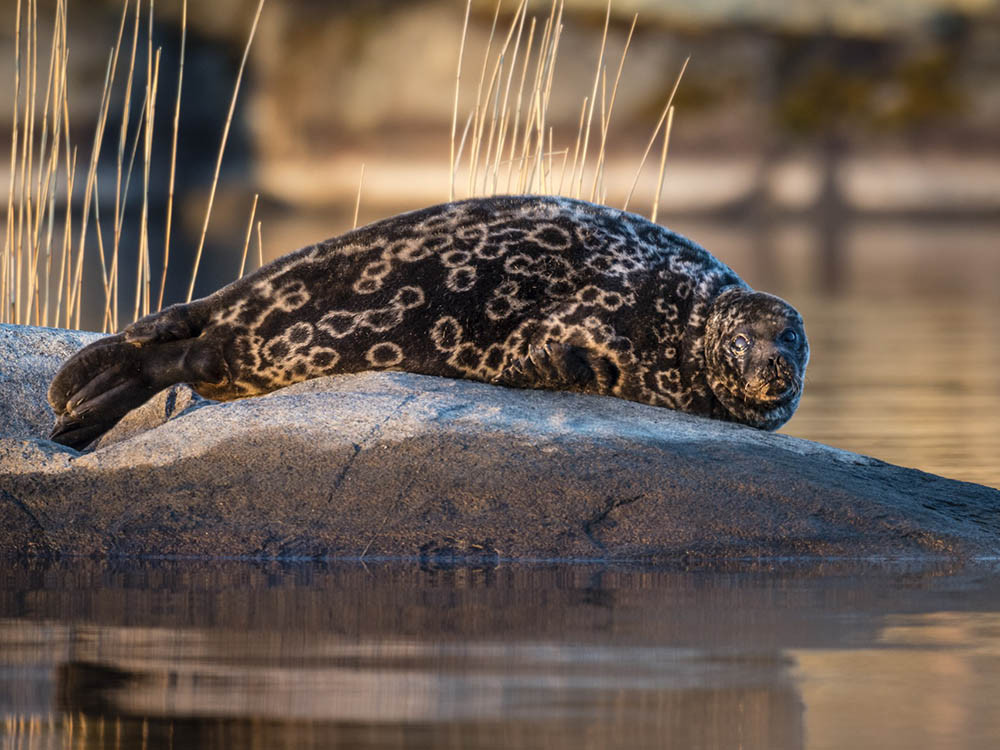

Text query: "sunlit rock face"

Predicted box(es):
[2, 323, 1000, 561]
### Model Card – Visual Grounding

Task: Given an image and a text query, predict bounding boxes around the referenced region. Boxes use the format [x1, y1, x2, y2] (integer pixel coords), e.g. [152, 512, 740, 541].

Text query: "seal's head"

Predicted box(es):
[704, 288, 809, 430]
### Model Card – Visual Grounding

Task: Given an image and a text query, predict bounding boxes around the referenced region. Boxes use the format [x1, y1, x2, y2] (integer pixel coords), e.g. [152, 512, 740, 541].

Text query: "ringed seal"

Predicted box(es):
[48, 195, 809, 449]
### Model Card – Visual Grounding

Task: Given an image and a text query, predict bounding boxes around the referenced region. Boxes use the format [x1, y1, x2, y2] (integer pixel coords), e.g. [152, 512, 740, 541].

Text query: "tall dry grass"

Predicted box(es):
[1, 0, 265, 332]
[2, 0, 685, 332]
[449, 0, 687, 213]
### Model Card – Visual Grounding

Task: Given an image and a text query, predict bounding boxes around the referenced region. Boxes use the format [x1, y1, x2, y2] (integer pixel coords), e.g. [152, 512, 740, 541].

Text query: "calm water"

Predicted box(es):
[1, 559, 999, 750]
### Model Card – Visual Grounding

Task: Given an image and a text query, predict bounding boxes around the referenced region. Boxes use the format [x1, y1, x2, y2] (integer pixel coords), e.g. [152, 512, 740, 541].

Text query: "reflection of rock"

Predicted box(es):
[52, 649, 805, 748]
[3, 323, 1000, 560]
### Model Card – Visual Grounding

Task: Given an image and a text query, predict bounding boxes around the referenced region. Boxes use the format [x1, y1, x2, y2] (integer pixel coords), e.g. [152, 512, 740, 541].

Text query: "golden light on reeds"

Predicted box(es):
[237, 193, 259, 279]
[0, 0, 265, 331]
[3, 0, 688, 333]
[449, 0, 687, 215]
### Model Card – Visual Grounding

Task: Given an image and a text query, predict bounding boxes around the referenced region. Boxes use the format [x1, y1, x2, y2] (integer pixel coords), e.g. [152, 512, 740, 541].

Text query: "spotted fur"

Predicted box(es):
[47, 196, 809, 449]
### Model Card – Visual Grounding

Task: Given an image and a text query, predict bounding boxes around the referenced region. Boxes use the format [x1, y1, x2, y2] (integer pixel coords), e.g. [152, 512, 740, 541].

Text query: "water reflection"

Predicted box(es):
[1, 559, 999, 749]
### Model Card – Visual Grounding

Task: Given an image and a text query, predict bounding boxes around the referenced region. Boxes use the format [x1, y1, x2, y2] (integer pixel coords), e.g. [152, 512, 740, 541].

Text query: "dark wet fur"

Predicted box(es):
[48, 196, 809, 449]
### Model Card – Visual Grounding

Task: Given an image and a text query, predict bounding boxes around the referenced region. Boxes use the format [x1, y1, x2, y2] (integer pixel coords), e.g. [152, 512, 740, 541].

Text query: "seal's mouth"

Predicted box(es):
[745, 379, 797, 403]
[744, 362, 800, 404]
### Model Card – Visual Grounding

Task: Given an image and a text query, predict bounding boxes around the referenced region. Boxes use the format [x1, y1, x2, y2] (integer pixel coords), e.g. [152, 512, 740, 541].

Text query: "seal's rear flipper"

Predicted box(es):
[48, 334, 161, 449]
[50, 380, 163, 450]
[47, 309, 229, 450]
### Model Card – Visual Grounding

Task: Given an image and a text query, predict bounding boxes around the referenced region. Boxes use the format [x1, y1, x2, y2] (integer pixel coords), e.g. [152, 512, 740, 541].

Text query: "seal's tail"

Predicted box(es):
[47, 302, 225, 450]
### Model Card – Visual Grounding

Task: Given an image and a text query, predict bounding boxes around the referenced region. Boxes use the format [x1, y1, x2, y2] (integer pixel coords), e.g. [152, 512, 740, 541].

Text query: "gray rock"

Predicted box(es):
[1, 323, 998, 560]
[0, 325, 104, 440]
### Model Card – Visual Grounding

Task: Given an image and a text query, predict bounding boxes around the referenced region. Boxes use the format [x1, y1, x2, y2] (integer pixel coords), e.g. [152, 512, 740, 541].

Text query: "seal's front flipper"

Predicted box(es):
[498, 340, 619, 393]
[48, 319, 229, 450]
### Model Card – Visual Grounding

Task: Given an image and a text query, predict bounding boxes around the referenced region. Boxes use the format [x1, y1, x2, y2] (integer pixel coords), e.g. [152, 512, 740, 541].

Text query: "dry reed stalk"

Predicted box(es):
[27, 0, 56, 327]
[133, 3, 158, 323]
[14, 0, 35, 324]
[527, 87, 545, 192]
[489, 0, 527, 193]
[237, 193, 258, 278]
[2, 0, 23, 323]
[539, 4, 564, 178]
[158, 0, 185, 311]
[92, 177, 120, 332]
[255, 220, 263, 269]
[186, 0, 266, 303]
[511, 10, 547, 192]
[51, 40, 73, 327]
[110, 0, 142, 328]
[622, 55, 688, 212]
[504, 15, 534, 192]
[453, 110, 474, 185]
[42, 1, 71, 326]
[135, 45, 161, 322]
[449, 0, 471, 201]
[557, 146, 569, 193]
[132, 1, 155, 324]
[108, 92, 150, 329]
[466, 0, 502, 197]
[545, 126, 554, 190]
[479, 57, 503, 195]
[594, 65, 607, 198]
[565, 96, 587, 197]
[478, 1, 527, 195]
[471, 59, 501, 195]
[65, 0, 130, 329]
[590, 13, 636, 202]
[527, 2, 563, 193]
[511, 16, 544, 192]
[25, 0, 56, 293]
[515, 5, 554, 192]
[54, 146, 75, 328]
[68, 48, 122, 330]
[573, 0, 610, 199]
[27, 0, 68, 325]
[21, 0, 41, 324]
[352, 163, 365, 229]
[650, 106, 674, 224]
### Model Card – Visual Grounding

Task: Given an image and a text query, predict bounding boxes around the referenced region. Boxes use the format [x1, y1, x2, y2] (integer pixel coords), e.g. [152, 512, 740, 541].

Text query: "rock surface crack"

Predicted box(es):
[583, 494, 643, 550]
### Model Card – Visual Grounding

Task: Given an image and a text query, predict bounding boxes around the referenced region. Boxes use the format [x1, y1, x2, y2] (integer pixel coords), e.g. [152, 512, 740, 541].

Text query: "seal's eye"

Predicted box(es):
[779, 328, 798, 346]
[731, 334, 751, 354]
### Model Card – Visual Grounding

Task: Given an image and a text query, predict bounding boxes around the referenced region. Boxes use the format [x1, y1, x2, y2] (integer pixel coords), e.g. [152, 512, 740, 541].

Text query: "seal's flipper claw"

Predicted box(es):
[63, 363, 134, 415]
[47, 334, 132, 415]
[49, 415, 106, 451]
[49, 379, 159, 450]
[531, 341, 596, 387]
[497, 340, 614, 393]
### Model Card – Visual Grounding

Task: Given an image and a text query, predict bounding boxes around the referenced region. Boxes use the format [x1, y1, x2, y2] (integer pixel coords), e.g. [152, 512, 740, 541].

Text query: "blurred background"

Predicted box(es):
[1, 0, 998, 485]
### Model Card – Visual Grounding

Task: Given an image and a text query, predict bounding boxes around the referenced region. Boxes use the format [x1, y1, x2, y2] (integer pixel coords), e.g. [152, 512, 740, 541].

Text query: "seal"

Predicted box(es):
[48, 195, 809, 449]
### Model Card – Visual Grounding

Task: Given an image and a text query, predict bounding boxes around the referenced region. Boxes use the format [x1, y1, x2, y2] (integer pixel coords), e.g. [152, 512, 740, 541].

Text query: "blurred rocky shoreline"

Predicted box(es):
[2, 0, 999, 220]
